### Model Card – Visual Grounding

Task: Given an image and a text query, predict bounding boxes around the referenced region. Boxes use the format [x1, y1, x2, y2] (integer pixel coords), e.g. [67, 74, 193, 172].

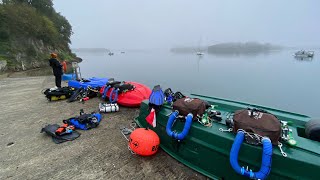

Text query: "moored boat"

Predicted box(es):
[134, 94, 320, 179]
[196, 51, 204, 56]
[294, 50, 314, 58]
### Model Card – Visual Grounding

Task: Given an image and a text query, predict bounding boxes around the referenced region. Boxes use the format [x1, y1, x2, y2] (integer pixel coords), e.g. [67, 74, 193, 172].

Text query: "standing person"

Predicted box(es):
[49, 53, 63, 89]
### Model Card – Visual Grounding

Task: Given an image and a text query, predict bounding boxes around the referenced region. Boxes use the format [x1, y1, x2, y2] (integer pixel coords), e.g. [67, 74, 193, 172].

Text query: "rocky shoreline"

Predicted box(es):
[0, 56, 82, 77]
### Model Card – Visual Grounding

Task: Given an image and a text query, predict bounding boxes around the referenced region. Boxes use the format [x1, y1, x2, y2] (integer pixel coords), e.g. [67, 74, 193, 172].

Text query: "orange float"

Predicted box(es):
[129, 128, 160, 156]
[61, 61, 67, 73]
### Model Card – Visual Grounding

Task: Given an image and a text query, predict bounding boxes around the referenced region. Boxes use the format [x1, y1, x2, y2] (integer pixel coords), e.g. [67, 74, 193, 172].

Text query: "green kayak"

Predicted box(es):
[134, 94, 320, 180]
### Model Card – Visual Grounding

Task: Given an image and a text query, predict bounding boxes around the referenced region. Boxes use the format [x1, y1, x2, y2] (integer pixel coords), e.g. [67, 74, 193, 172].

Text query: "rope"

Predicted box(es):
[120, 122, 137, 154]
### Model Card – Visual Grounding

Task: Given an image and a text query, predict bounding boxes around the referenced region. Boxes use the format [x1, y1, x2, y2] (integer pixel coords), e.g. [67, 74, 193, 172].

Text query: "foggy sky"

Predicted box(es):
[53, 0, 320, 49]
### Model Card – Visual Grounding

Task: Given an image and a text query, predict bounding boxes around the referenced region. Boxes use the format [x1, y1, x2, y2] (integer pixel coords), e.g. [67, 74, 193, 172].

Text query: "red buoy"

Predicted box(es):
[129, 128, 160, 156]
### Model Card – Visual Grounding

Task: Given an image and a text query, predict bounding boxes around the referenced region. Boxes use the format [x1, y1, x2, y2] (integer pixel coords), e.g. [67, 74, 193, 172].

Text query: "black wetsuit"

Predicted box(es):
[49, 58, 63, 88]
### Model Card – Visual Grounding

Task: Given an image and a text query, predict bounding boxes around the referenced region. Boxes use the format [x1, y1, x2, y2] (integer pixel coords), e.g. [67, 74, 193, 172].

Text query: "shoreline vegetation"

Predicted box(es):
[170, 42, 283, 54]
[0, 0, 78, 73]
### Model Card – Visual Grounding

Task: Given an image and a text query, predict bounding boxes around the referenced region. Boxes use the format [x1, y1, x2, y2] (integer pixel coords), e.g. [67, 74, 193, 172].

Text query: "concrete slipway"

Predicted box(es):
[0, 74, 206, 180]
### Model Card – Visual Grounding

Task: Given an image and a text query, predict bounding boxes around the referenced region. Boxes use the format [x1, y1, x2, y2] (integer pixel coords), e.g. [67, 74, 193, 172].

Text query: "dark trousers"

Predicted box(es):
[55, 75, 62, 88]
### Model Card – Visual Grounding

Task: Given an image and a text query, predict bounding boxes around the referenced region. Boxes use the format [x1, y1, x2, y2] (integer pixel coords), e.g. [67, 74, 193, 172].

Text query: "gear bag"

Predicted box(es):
[233, 109, 281, 145]
[44, 87, 76, 101]
[173, 97, 208, 120]
[64, 112, 102, 130]
[41, 124, 81, 144]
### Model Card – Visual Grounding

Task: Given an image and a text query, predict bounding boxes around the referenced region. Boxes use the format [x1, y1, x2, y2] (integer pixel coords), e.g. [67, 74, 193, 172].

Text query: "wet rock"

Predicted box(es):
[0, 60, 7, 72]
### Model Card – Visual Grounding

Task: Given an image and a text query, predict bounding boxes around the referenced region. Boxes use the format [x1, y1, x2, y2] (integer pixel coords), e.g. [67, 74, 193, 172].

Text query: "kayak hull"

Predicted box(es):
[100, 81, 151, 107]
[68, 77, 108, 89]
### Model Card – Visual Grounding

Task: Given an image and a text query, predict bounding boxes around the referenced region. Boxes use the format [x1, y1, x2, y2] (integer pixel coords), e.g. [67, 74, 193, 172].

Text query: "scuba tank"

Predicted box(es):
[99, 103, 119, 113]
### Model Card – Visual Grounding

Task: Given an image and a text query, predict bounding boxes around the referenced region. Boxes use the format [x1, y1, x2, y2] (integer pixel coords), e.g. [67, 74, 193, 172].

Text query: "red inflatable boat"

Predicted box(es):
[100, 81, 151, 107]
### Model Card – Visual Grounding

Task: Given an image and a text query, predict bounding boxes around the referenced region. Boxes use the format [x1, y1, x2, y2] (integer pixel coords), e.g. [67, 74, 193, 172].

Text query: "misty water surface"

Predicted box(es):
[75, 50, 320, 118]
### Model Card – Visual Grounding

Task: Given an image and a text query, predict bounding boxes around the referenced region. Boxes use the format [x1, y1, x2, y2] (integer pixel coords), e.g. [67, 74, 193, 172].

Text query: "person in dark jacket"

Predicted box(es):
[49, 53, 63, 88]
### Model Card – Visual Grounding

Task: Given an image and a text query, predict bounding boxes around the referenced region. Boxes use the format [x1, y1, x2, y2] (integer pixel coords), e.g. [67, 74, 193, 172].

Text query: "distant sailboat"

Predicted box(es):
[196, 37, 204, 56]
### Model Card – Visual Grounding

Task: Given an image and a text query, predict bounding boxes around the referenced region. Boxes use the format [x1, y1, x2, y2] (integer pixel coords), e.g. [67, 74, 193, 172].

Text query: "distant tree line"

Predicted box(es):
[208, 42, 282, 54]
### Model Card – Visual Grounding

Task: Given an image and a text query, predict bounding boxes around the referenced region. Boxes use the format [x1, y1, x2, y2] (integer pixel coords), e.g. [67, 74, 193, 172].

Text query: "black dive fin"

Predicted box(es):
[68, 87, 84, 102]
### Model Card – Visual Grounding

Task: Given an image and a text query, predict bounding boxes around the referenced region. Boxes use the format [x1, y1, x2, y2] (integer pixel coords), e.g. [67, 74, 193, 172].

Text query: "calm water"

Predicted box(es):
[75, 50, 320, 118]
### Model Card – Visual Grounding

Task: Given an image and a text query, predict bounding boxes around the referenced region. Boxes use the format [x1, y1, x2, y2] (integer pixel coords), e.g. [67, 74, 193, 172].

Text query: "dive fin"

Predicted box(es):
[149, 85, 164, 106]
[68, 87, 84, 102]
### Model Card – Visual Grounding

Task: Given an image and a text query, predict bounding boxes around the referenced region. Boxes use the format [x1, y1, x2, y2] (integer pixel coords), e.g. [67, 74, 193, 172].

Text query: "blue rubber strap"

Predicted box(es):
[175, 113, 193, 140]
[102, 86, 110, 99]
[166, 112, 193, 141]
[166, 111, 179, 138]
[255, 138, 272, 180]
[230, 131, 245, 175]
[230, 131, 272, 180]
[109, 89, 118, 103]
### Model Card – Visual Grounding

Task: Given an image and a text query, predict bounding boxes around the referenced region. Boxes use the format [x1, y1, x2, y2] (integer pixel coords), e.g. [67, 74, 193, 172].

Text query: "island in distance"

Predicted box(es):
[170, 42, 283, 55]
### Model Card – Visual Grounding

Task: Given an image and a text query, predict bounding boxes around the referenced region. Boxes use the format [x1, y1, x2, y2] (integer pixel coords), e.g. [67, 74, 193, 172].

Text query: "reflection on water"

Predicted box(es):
[75, 49, 319, 117]
[294, 56, 313, 62]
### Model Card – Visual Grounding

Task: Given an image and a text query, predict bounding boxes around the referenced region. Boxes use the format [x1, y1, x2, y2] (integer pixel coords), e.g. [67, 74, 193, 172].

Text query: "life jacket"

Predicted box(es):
[61, 61, 67, 73]
[43, 87, 76, 101]
[63, 113, 102, 130]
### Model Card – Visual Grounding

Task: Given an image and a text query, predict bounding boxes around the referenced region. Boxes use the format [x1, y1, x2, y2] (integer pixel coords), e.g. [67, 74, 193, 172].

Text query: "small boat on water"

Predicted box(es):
[196, 51, 204, 56]
[108, 52, 114, 56]
[135, 94, 320, 179]
[294, 50, 314, 58]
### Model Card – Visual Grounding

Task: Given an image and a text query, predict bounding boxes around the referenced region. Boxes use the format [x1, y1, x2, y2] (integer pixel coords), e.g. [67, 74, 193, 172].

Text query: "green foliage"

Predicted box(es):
[58, 51, 75, 61]
[0, 0, 75, 69]
[26, 45, 36, 56]
[0, 55, 7, 61]
[0, 0, 72, 49]
[0, 6, 9, 41]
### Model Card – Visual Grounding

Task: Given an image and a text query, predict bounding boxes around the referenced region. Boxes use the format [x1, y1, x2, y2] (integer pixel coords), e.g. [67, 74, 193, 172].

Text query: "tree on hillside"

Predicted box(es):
[0, 0, 72, 49]
[1, 0, 53, 13]
[0, 0, 75, 70]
